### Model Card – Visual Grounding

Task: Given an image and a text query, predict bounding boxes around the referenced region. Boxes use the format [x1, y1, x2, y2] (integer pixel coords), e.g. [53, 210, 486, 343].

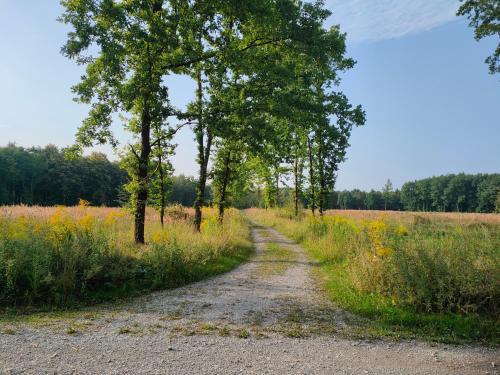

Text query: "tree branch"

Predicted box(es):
[129, 144, 141, 161]
[162, 37, 288, 70]
[150, 158, 162, 176]
[150, 121, 195, 149]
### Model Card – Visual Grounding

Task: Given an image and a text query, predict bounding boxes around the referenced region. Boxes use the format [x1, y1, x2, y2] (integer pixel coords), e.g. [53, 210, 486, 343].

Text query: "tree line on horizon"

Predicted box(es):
[236, 176, 500, 214]
[0, 144, 127, 207]
[1, 144, 498, 213]
[334, 174, 500, 213]
[0, 144, 209, 208]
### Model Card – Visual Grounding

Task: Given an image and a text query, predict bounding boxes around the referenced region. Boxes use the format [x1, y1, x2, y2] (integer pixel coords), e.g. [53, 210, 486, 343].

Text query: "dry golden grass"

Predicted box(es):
[0, 204, 251, 308]
[324, 209, 500, 225]
[0, 204, 194, 222]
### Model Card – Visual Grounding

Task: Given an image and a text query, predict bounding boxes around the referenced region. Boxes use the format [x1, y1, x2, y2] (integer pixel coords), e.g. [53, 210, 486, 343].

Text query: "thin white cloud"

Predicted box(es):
[325, 0, 460, 43]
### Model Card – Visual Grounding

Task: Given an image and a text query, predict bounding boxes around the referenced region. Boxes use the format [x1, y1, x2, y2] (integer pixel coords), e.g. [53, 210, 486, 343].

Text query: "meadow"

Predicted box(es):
[246, 208, 499, 344]
[0, 202, 252, 309]
[2, 202, 498, 344]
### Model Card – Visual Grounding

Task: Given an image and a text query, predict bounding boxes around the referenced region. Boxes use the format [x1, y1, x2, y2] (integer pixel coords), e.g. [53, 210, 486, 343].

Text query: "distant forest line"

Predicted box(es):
[0, 144, 207, 208]
[1, 144, 499, 213]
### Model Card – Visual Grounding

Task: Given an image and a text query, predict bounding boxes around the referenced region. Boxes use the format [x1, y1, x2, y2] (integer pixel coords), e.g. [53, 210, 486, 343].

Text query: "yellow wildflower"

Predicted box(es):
[104, 210, 126, 226]
[376, 246, 393, 257]
[151, 230, 168, 243]
[78, 199, 90, 208]
[395, 224, 408, 236]
[78, 214, 94, 231]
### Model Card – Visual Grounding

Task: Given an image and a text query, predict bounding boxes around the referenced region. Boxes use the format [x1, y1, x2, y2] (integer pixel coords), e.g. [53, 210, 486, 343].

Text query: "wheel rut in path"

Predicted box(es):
[0, 224, 497, 375]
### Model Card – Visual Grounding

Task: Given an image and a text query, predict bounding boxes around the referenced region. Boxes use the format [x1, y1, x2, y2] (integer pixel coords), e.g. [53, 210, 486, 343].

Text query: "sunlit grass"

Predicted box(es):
[246, 208, 500, 344]
[0, 204, 252, 309]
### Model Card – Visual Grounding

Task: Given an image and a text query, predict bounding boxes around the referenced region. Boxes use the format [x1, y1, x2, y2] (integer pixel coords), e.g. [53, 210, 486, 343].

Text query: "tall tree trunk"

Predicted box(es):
[218, 151, 231, 224]
[193, 65, 212, 231]
[158, 153, 165, 227]
[294, 152, 299, 217]
[134, 107, 151, 244]
[307, 136, 316, 216]
[194, 132, 212, 231]
[317, 135, 325, 216]
[275, 170, 279, 207]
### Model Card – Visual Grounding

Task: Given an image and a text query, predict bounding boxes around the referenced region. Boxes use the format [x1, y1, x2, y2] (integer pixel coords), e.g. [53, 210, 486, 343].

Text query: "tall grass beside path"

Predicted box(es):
[245, 208, 499, 344]
[0, 204, 252, 309]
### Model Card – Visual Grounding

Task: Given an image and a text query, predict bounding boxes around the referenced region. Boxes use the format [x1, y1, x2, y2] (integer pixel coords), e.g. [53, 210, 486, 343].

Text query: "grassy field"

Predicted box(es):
[246, 208, 499, 344]
[0, 203, 252, 310]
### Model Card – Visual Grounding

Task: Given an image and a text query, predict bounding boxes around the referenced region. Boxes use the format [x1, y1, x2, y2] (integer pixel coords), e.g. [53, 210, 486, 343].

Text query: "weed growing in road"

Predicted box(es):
[218, 326, 231, 337]
[66, 326, 79, 335]
[237, 328, 250, 338]
[1, 327, 16, 335]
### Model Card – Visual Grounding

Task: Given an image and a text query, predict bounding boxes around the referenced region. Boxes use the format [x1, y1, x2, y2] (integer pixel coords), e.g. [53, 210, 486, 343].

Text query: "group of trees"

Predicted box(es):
[5, 0, 492, 244]
[310, 174, 500, 213]
[60, 0, 364, 242]
[399, 174, 500, 213]
[0, 143, 212, 208]
[0, 144, 127, 206]
[2, 143, 498, 215]
[229, 174, 500, 214]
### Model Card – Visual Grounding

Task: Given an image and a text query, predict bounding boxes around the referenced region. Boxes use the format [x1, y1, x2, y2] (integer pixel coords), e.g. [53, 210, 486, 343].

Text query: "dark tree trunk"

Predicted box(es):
[218, 151, 231, 224]
[294, 152, 299, 217]
[307, 137, 316, 216]
[275, 171, 279, 207]
[194, 132, 212, 231]
[158, 153, 165, 227]
[134, 108, 151, 244]
[193, 66, 212, 231]
[317, 134, 325, 216]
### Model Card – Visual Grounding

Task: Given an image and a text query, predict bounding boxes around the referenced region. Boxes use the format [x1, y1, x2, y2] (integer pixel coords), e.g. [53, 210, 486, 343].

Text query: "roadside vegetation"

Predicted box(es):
[0, 202, 252, 309]
[246, 208, 499, 344]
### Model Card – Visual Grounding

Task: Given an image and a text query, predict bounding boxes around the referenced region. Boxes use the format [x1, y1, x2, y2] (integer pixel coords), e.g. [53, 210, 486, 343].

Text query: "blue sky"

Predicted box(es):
[0, 1, 498, 191]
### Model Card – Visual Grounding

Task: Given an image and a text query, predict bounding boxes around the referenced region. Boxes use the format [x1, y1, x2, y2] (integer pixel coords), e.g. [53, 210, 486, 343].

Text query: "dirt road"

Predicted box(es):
[0, 225, 497, 374]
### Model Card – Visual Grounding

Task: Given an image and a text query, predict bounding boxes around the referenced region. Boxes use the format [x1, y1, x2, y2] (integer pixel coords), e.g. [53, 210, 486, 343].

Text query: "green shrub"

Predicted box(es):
[247, 209, 499, 318]
[0, 207, 252, 308]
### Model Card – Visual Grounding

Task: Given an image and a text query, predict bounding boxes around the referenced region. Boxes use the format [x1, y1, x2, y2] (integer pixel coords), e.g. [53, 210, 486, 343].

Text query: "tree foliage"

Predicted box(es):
[458, 0, 500, 74]
[0, 144, 127, 206]
[320, 174, 499, 213]
[58, 0, 368, 239]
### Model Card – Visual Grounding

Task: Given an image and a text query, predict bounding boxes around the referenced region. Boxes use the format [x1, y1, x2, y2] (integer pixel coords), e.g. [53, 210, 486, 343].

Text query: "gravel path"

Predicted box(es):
[0, 225, 497, 374]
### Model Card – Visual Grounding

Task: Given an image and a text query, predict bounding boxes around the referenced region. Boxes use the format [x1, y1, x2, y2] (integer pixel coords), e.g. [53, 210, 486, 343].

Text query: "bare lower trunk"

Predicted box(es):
[275, 171, 279, 207]
[194, 132, 212, 231]
[218, 151, 231, 224]
[294, 154, 299, 217]
[134, 108, 151, 244]
[317, 134, 325, 216]
[307, 137, 316, 216]
[159, 153, 165, 227]
[193, 65, 212, 231]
